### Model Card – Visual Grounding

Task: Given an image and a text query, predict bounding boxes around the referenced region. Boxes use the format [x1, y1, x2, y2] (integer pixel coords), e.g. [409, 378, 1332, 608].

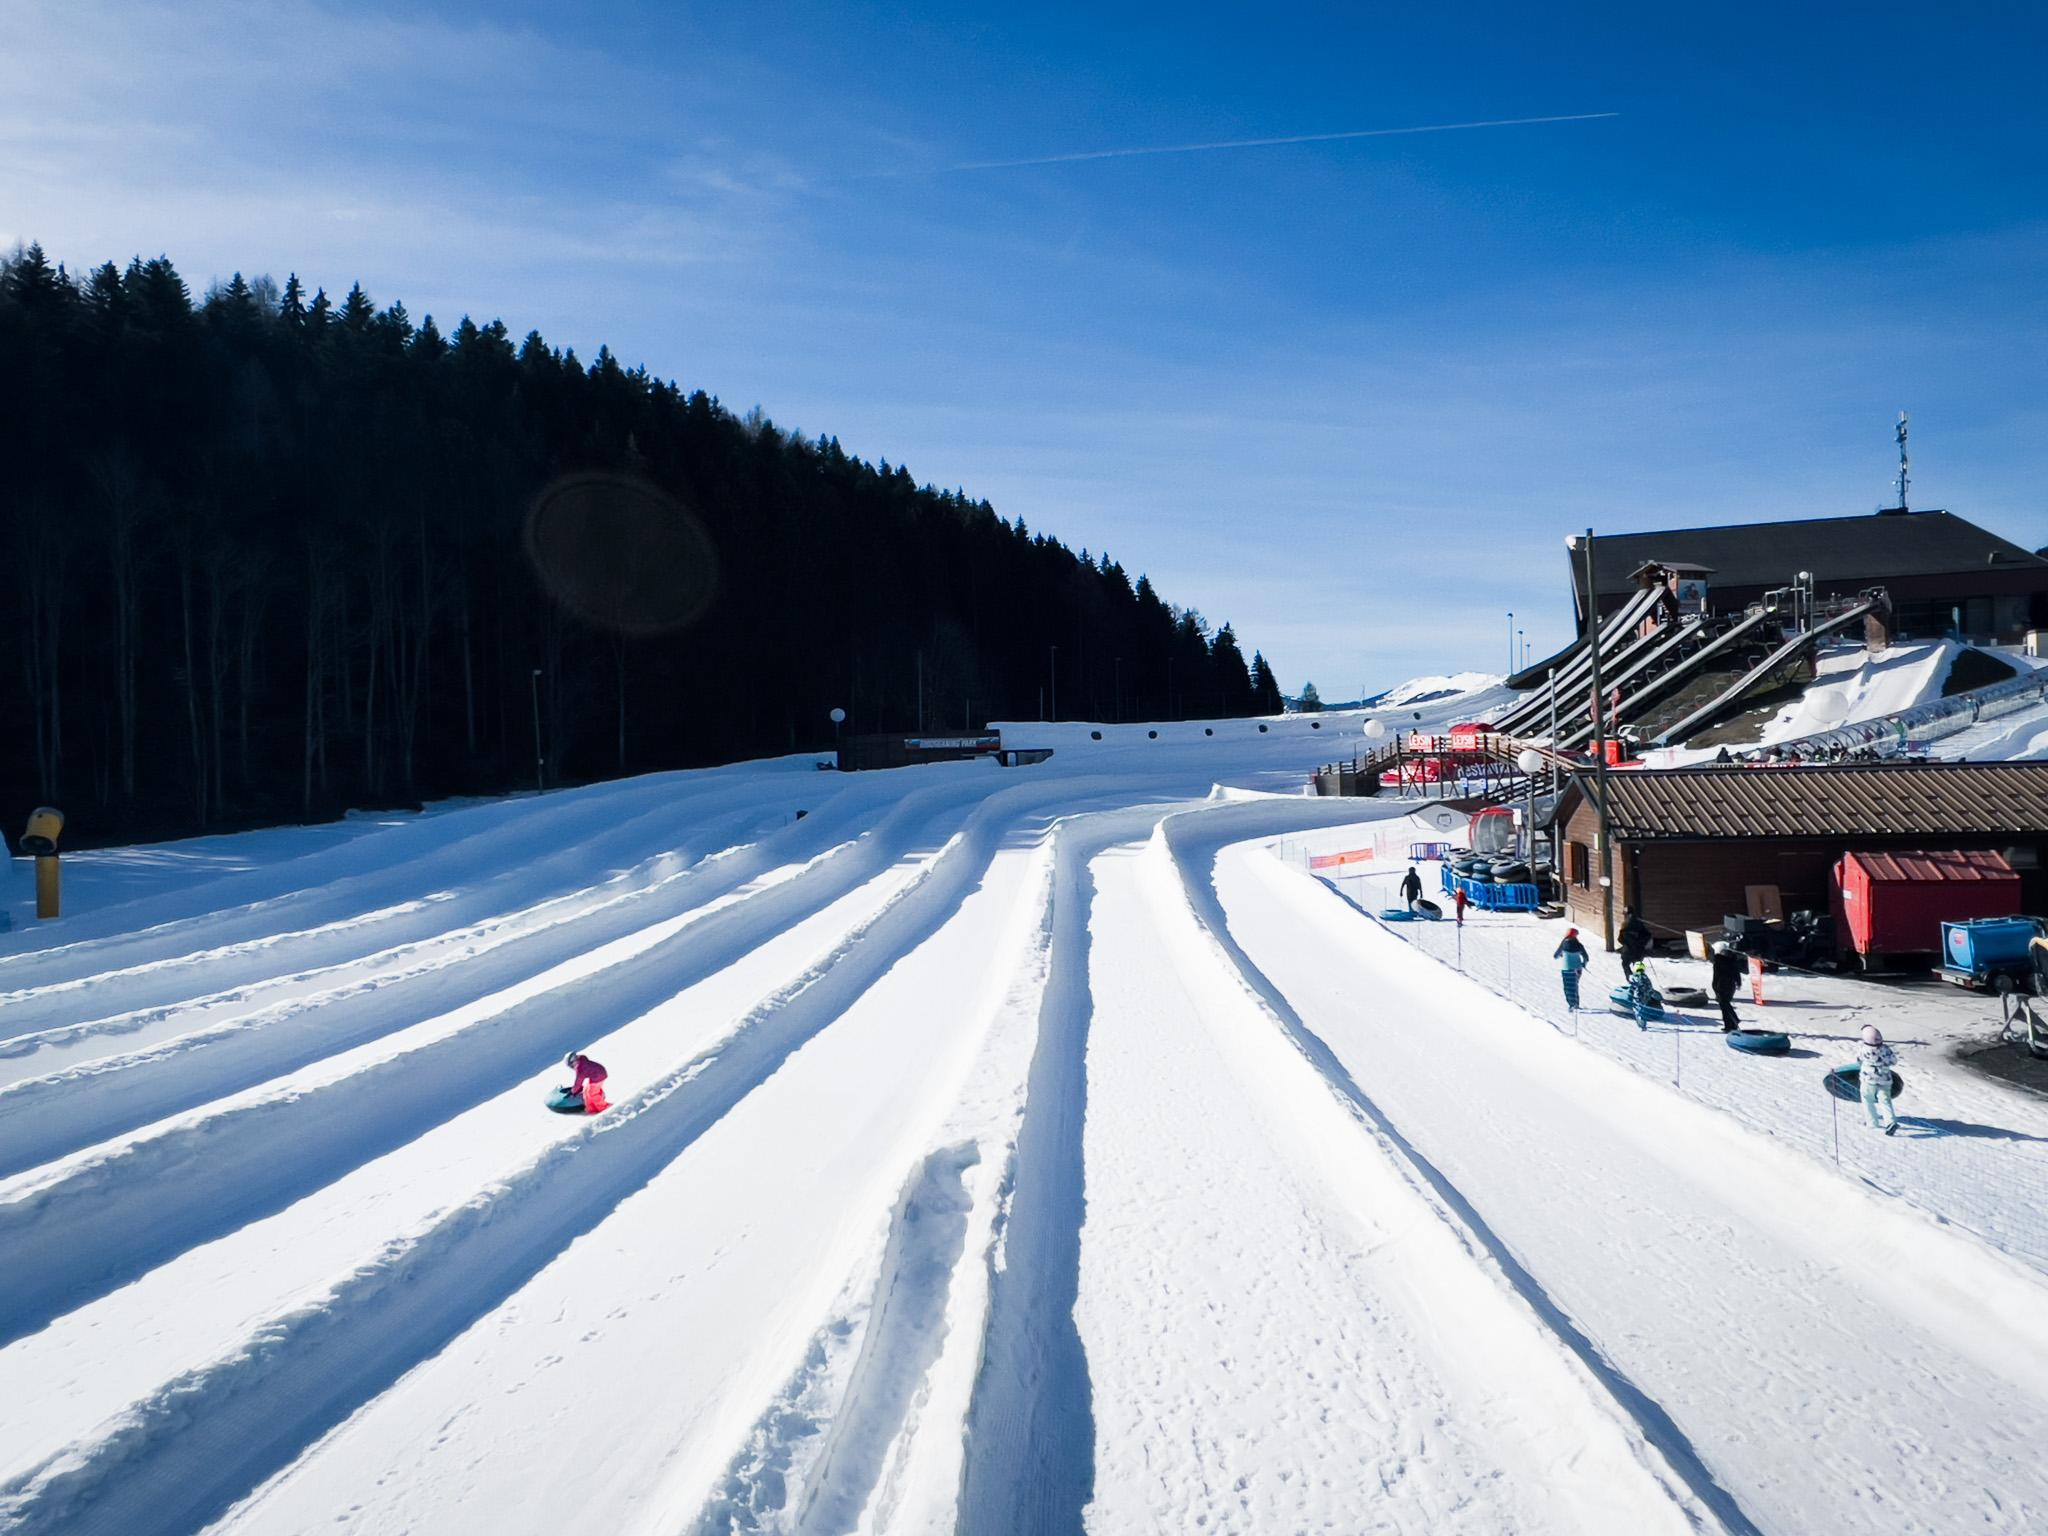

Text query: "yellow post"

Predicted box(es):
[20, 808, 64, 921]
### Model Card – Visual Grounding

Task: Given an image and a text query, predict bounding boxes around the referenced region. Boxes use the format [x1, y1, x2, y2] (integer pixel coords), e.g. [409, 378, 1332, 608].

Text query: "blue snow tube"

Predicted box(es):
[545, 1086, 589, 1114]
[1726, 1029, 1791, 1056]
[1609, 983, 1666, 1011]
[1824, 1064, 1906, 1102]
[1379, 908, 1418, 922]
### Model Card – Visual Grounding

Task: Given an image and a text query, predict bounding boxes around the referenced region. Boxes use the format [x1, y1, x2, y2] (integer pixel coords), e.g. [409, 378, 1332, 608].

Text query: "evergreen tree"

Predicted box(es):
[1298, 681, 1324, 713]
[1249, 651, 1284, 715]
[0, 241, 1280, 844]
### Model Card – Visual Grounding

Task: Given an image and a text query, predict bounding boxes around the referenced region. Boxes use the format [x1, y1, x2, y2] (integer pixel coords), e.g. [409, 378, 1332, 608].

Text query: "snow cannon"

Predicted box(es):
[19, 807, 63, 920]
[18, 807, 63, 856]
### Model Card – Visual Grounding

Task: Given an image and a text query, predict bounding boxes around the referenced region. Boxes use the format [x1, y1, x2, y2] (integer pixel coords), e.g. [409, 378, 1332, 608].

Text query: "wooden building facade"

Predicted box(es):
[1555, 763, 2048, 946]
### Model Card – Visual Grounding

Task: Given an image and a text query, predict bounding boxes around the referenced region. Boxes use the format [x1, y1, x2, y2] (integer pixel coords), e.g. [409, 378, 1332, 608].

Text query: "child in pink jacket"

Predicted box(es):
[564, 1051, 610, 1113]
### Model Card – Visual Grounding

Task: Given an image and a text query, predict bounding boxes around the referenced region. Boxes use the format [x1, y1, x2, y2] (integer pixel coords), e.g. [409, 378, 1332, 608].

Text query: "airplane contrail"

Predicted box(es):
[945, 111, 1618, 172]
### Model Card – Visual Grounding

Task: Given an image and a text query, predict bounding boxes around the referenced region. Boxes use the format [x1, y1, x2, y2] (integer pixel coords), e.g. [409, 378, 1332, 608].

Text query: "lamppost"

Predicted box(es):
[1507, 611, 1515, 674]
[830, 705, 846, 761]
[529, 667, 545, 795]
[1567, 531, 1614, 951]
[1517, 748, 1543, 865]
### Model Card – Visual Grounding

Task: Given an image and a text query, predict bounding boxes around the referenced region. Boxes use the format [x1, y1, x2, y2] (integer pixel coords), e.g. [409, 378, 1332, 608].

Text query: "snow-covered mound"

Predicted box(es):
[1363, 670, 1503, 709]
[2, 692, 2046, 1533]
[1650, 639, 2048, 764]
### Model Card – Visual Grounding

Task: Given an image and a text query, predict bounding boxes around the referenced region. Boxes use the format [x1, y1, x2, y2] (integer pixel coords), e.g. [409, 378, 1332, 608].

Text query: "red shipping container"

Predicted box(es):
[1831, 849, 2020, 963]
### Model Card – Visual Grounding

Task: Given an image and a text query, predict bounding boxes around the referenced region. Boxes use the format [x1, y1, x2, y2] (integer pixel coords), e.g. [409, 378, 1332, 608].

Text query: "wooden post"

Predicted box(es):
[35, 855, 59, 919]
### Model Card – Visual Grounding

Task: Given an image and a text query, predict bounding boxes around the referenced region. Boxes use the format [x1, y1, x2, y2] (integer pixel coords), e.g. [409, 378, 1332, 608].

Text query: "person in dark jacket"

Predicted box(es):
[1709, 941, 1746, 1032]
[1398, 866, 1423, 909]
[1618, 909, 1652, 971]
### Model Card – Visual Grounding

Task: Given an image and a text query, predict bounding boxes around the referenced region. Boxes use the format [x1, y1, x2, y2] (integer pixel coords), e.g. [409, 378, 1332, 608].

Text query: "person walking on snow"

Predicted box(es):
[564, 1050, 610, 1113]
[1857, 1025, 1899, 1136]
[1618, 908, 1653, 972]
[1710, 941, 1746, 1032]
[1399, 865, 1423, 911]
[1554, 927, 1588, 1010]
[1452, 883, 1469, 926]
[1626, 960, 1657, 1031]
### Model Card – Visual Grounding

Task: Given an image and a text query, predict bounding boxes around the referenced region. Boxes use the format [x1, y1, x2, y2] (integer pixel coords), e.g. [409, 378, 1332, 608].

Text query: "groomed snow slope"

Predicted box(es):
[2, 686, 2045, 1535]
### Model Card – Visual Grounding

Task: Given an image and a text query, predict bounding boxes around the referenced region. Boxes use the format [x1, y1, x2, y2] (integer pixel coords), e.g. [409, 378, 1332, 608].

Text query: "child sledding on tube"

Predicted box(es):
[563, 1050, 610, 1113]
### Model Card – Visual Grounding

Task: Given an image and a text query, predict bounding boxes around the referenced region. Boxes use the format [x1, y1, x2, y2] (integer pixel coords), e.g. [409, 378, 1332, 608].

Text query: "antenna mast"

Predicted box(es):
[1895, 410, 1910, 511]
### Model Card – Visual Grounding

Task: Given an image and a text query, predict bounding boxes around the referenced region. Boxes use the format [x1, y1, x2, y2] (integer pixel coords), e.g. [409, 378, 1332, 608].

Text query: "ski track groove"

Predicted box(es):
[0, 799, 799, 1176]
[951, 802, 1221, 1536]
[0, 768, 759, 994]
[0, 773, 839, 1049]
[0, 774, 1003, 1350]
[0, 775, 1119, 1535]
[1162, 803, 1769, 1536]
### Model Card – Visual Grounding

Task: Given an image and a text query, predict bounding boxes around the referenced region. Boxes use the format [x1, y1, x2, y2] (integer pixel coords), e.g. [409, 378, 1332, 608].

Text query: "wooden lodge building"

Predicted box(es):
[1570, 508, 2048, 645]
[1554, 762, 2048, 945]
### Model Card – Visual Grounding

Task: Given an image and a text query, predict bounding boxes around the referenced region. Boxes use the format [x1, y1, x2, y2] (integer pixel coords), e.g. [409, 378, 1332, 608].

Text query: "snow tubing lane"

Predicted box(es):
[1725, 1030, 1791, 1056]
[1824, 1063, 1906, 1101]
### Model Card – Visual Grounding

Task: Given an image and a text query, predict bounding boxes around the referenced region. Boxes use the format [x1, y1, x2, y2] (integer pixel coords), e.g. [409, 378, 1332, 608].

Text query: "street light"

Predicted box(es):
[1517, 747, 1544, 865]
[529, 668, 545, 795]
[1507, 611, 1515, 674]
[1567, 531, 1614, 951]
[830, 705, 846, 759]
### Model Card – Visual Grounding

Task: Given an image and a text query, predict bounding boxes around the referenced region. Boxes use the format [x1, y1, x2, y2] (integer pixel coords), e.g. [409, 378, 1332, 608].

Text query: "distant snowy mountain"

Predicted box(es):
[1355, 672, 1502, 710]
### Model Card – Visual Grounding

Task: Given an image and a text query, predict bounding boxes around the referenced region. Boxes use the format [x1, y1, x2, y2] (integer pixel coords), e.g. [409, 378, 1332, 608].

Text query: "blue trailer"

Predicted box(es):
[1940, 917, 2041, 994]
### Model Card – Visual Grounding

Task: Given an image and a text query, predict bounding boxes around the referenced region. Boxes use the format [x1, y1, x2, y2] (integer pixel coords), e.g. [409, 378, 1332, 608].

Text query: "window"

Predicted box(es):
[1569, 841, 1591, 889]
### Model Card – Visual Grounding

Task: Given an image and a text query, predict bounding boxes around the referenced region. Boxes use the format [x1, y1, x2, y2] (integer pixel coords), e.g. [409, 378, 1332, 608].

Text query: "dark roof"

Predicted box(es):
[1560, 763, 2048, 841]
[1629, 560, 1716, 578]
[1574, 510, 2048, 604]
[1843, 849, 2016, 884]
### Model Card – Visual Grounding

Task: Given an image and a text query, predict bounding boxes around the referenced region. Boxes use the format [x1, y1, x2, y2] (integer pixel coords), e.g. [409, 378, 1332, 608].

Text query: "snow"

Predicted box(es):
[1367, 671, 1505, 709]
[2, 684, 2047, 1534]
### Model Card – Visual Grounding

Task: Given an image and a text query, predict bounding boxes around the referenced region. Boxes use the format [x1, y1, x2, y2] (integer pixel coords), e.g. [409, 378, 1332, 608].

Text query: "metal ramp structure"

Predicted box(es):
[1493, 574, 1890, 752]
[1650, 593, 1884, 746]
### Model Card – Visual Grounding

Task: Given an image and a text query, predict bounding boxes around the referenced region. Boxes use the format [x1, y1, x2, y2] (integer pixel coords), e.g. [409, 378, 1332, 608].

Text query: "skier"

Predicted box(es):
[1857, 1025, 1899, 1136]
[1452, 883, 1469, 926]
[1710, 941, 1746, 1032]
[1398, 865, 1423, 911]
[1626, 960, 1657, 1031]
[1618, 908, 1653, 972]
[1553, 927, 1588, 1010]
[563, 1050, 611, 1114]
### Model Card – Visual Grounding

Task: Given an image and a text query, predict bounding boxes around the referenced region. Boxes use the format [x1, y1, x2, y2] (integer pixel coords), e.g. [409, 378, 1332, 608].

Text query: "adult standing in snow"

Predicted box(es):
[1857, 1025, 1899, 1136]
[1399, 865, 1423, 911]
[1554, 927, 1588, 1010]
[564, 1050, 610, 1113]
[1618, 908, 1653, 972]
[1452, 883, 1469, 926]
[1710, 941, 1746, 1032]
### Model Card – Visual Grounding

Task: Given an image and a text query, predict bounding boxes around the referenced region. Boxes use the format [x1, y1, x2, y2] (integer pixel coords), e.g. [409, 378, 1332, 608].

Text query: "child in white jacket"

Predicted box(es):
[1858, 1025, 1899, 1136]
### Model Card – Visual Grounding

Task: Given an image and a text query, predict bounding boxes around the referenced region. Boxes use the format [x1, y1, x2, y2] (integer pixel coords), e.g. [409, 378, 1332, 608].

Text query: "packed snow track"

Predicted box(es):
[4, 700, 2047, 1534]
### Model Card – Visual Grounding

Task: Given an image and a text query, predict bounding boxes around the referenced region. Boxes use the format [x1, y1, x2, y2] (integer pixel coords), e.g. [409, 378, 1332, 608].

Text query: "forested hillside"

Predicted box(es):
[0, 245, 1285, 844]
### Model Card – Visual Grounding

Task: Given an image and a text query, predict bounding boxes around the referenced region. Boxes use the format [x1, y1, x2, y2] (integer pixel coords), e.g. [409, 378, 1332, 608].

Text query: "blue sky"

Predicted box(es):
[7, 1, 2045, 693]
